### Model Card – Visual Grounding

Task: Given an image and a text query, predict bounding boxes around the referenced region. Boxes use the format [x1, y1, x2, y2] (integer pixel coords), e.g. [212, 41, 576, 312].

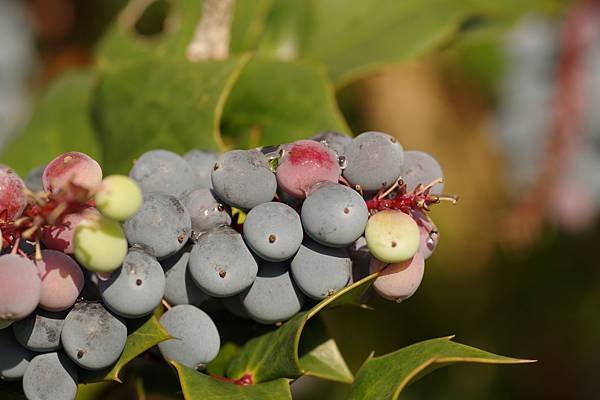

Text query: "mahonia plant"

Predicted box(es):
[0, 0, 547, 399]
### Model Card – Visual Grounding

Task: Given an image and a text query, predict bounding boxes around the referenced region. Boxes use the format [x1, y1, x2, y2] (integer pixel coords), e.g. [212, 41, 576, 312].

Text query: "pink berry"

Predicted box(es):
[0, 254, 41, 320]
[41, 208, 100, 254]
[369, 251, 425, 302]
[276, 140, 341, 198]
[0, 165, 27, 221]
[37, 250, 84, 312]
[42, 152, 103, 193]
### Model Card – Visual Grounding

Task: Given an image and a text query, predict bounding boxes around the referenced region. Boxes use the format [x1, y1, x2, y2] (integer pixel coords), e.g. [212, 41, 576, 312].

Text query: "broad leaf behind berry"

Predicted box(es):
[1, 70, 101, 176]
[96, 0, 202, 67]
[230, 0, 275, 53]
[221, 58, 351, 149]
[93, 54, 250, 174]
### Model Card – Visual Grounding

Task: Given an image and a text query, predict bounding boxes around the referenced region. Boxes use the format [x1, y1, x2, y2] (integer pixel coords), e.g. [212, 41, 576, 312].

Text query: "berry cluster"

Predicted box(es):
[0, 152, 143, 399]
[0, 131, 454, 399]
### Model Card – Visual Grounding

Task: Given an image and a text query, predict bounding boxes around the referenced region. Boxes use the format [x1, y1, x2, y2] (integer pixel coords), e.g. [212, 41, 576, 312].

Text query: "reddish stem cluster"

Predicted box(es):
[0, 183, 94, 252]
[365, 179, 458, 216]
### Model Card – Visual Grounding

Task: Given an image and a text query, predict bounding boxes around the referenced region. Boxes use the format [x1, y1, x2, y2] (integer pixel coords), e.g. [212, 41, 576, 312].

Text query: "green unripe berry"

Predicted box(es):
[365, 210, 420, 263]
[95, 175, 143, 221]
[73, 217, 128, 273]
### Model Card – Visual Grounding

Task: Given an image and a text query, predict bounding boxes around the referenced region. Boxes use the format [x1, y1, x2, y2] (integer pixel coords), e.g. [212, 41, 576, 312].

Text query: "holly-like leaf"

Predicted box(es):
[225, 274, 377, 383]
[347, 336, 536, 400]
[75, 382, 113, 400]
[297, 319, 353, 384]
[206, 342, 241, 376]
[92, 54, 250, 174]
[1, 70, 101, 176]
[82, 315, 170, 383]
[221, 57, 350, 149]
[172, 362, 292, 400]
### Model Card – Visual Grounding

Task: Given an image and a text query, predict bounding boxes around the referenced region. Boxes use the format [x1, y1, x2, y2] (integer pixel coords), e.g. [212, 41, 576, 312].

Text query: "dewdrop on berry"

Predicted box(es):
[95, 175, 143, 221]
[365, 210, 420, 263]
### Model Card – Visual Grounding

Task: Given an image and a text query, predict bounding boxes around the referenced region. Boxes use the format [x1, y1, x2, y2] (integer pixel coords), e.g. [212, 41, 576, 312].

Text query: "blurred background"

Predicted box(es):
[1, 0, 599, 399]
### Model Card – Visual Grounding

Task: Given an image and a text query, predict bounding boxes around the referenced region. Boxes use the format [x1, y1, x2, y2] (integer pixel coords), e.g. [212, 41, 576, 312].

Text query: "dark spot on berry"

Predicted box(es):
[268, 234, 277, 243]
[136, 279, 143, 286]
[218, 268, 226, 278]
[343, 207, 350, 214]
[177, 232, 186, 243]
[390, 137, 397, 143]
[77, 350, 85, 359]
[213, 162, 219, 171]
[391, 241, 397, 248]
[217, 204, 224, 212]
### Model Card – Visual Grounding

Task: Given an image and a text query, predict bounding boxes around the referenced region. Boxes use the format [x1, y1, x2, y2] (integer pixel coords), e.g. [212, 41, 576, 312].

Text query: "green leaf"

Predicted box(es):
[254, 0, 311, 61]
[230, 0, 275, 53]
[225, 274, 377, 383]
[1, 70, 101, 176]
[75, 382, 113, 400]
[300, 0, 473, 87]
[96, 0, 203, 68]
[297, 318, 353, 384]
[92, 53, 250, 173]
[82, 315, 170, 383]
[221, 58, 350, 148]
[255, 0, 558, 87]
[347, 336, 536, 400]
[172, 362, 292, 400]
[206, 342, 241, 376]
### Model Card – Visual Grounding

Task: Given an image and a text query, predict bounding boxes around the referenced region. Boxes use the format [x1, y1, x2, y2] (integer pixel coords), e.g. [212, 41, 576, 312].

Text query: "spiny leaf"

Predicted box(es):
[347, 336, 536, 400]
[172, 362, 292, 400]
[75, 382, 113, 400]
[0, 70, 101, 176]
[225, 273, 377, 383]
[82, 315, 170, 383]
[297, 320, 353, 384]
[206, 342, 241, 376]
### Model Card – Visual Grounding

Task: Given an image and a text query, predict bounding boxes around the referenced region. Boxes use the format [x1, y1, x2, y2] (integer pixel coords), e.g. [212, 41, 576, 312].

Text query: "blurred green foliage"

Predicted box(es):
[2, 0, 561, 175]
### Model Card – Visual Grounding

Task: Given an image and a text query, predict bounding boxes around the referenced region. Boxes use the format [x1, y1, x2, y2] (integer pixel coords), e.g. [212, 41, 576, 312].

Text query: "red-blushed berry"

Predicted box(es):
[276, 140, 340, 198]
